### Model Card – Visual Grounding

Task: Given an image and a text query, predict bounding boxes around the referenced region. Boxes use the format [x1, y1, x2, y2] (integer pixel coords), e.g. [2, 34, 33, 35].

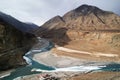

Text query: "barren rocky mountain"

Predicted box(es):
[0, 12, 37, 71]
[36, 4, 120, 61]
[63, 4, 120, 30]
[37, 4, 120, 31]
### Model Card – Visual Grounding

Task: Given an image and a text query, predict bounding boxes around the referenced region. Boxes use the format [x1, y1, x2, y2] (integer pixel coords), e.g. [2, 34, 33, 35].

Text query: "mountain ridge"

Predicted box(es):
[36, 4, 120, 54]
[0, 11, 39, 33]
[37, 4, 120, 32]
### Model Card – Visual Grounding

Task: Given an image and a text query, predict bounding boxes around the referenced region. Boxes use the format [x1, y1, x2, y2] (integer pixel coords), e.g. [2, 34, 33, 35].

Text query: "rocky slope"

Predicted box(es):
[69, 72, 120, 80]
[11, 72, 120, 80]
[0, 12, 37, 71]
[36, 4, 120, 61]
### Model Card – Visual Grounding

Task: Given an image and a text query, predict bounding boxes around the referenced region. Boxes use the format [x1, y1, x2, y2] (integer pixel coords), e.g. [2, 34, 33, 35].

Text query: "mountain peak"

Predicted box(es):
[0, 12, 38, 33]
[63, 4, 114, 22]
[75, 4, 102, 15]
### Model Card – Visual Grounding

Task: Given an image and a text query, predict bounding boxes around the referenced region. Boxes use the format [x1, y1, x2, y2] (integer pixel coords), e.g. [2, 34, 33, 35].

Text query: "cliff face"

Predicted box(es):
[36, 5, 120, 61]
[0, 13, 37, 71]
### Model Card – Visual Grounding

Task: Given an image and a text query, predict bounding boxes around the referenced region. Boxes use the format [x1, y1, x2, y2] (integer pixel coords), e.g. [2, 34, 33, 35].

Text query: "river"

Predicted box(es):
[1, 38, 120, 80]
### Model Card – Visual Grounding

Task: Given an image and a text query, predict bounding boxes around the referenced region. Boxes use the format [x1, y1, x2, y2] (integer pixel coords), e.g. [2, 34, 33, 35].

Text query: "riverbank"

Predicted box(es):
[32, 50, 111, 68]
[52, 45, 120, 62]
[32, 51, 86, 68]
[70, 71, 120, 80]
[11, 71, 120, 80]
[27, 50, 120, 80]
[0, 69, 15, 79]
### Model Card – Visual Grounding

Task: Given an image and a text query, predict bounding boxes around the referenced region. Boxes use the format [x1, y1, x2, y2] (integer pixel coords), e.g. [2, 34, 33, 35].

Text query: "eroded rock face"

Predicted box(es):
[0, 15, 37, 71]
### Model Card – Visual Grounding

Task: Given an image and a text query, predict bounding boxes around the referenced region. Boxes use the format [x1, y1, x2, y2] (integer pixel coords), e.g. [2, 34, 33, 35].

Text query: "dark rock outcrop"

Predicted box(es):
[0, 12, 37, 71]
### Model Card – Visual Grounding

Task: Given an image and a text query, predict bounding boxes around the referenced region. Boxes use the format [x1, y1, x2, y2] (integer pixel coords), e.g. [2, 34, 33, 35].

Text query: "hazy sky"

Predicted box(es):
[0, 0, 120, 26]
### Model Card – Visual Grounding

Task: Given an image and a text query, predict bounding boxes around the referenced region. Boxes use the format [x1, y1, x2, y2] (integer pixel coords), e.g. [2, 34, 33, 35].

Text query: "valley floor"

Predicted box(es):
[20, 50, 119, 80]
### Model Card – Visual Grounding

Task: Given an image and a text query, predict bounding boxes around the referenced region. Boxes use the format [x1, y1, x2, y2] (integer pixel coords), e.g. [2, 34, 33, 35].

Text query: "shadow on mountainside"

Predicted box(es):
[36, 27, 71, 46]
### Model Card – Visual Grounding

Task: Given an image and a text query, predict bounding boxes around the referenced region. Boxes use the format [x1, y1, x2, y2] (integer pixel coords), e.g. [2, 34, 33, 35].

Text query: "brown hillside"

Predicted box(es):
[36, 4, 120, 61]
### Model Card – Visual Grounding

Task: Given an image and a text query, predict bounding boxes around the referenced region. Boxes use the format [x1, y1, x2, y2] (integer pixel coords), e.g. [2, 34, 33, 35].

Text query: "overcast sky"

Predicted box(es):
[0, 0, 120, 26]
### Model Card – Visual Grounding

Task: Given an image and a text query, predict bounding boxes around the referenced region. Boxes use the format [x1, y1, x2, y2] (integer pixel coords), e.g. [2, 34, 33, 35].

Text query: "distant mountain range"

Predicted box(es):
[0, 12, 38, 33]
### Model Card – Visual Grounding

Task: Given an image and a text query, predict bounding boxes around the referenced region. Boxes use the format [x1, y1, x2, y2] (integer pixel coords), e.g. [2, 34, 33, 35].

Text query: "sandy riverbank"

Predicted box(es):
[32, 51, 86, 68]
[70, 71, 120, 80]
[32, 50, 110, 68]
[13, 71, 120, 80]
[52, 45, 120, 62]
[0, 69, 15, 79]
[56, 46, 118, 57]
